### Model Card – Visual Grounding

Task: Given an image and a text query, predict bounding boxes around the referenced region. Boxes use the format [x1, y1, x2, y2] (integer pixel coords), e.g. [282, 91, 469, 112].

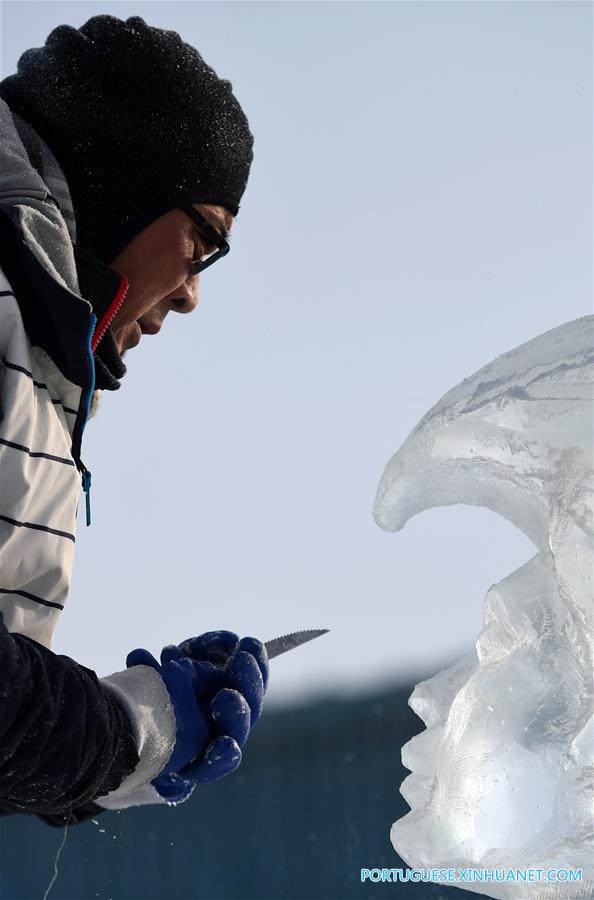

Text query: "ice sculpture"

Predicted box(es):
[373, 317, 593, 899]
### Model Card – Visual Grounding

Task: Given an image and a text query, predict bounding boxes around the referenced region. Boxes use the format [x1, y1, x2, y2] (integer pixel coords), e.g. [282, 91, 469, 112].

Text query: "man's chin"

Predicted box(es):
[122, 322, 142, 351]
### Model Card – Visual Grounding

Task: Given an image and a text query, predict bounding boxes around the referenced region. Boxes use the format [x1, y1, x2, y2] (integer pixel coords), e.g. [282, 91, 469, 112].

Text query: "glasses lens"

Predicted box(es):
[199, 247, 219, 265]
[191, 248, 222, 277]
[183, 205, 230, 277]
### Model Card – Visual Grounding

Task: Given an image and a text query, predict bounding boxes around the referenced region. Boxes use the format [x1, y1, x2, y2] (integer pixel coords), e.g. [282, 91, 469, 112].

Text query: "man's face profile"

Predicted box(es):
[108, 202, 234, 354]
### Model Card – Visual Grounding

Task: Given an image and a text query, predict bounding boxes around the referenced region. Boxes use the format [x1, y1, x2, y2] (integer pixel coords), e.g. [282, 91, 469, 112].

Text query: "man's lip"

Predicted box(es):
[137, 318, 161, 336]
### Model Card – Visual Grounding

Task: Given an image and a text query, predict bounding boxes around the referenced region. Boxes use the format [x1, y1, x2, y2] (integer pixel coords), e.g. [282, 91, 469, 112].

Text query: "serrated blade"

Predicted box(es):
[265, 629, 329, 660]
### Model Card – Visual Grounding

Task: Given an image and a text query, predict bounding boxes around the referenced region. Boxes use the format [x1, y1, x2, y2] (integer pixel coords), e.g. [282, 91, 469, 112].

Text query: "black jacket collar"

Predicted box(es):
[73, 244, 127, 390]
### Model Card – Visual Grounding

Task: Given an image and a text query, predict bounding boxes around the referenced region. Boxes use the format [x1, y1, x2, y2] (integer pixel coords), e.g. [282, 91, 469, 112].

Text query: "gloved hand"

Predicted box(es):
[126, 632, 268, 804]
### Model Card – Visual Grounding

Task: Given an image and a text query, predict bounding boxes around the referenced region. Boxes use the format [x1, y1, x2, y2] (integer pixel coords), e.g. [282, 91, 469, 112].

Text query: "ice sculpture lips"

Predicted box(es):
[373, 316, 593, 899]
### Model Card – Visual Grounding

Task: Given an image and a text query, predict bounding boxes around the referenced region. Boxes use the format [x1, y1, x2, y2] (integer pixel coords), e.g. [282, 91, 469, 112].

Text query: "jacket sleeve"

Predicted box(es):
[0, 611, 140, 820]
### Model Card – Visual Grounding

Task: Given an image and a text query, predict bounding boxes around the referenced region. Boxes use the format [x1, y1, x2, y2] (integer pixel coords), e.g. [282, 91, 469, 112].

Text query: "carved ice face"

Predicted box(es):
[373, 317, 593, 897]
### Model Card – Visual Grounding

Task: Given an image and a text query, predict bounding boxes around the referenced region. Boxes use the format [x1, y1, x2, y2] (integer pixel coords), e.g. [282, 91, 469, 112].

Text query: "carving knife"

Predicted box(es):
[265, 629, 329, 660]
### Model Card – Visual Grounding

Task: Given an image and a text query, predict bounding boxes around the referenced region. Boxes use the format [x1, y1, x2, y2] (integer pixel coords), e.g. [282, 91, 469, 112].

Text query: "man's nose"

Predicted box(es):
[169, 276, 200, 313]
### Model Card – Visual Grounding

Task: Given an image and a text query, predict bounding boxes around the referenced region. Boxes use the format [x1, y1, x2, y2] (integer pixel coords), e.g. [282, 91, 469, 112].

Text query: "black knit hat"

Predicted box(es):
[0, 15, 254, 264]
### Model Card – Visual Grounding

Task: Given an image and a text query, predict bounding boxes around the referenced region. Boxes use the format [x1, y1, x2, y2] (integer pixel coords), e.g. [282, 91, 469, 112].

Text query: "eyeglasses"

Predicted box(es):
[180, 203, 230, 277]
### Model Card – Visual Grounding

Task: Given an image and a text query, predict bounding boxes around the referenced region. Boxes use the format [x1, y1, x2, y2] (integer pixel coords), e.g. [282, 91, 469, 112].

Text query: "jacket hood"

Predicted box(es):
[0, 97, 128, 469]
[0, 97, 82, 297]
[0, 97, 127, 391]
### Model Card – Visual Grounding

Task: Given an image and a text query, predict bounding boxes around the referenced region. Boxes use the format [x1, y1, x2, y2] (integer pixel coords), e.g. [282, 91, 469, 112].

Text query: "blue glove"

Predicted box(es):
[126, 632, 269, 804]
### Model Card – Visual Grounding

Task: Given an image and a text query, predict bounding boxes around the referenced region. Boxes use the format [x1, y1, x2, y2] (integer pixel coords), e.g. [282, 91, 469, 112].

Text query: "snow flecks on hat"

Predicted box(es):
[0, 15, 254, 263]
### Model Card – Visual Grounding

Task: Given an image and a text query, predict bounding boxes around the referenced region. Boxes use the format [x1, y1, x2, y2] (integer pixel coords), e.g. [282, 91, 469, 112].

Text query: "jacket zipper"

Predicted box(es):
[75, 275, 128, 526]
[74, 309, 99, 527]
[79, 463, 92, 527]
[91, 276, 129, 353]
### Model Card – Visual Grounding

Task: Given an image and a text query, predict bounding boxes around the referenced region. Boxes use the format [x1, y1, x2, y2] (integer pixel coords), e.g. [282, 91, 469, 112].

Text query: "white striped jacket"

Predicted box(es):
[0, 275, 80, 644]
[0, 97, 176, 816]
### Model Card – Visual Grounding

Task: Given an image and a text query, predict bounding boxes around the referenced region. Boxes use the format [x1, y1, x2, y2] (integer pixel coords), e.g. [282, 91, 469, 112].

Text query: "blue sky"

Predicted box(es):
[1, 1, 591, 704]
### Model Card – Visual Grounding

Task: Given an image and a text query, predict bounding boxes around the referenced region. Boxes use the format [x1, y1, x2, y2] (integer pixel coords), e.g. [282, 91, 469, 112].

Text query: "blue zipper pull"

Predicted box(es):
[81, 467, 92, 527]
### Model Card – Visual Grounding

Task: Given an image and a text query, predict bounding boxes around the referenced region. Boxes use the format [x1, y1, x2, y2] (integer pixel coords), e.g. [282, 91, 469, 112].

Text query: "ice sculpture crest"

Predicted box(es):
[373, 317, 593, 898]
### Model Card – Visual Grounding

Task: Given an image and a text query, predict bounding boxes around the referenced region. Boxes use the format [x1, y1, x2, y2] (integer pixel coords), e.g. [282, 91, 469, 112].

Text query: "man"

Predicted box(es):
[0, 15, 268, 825]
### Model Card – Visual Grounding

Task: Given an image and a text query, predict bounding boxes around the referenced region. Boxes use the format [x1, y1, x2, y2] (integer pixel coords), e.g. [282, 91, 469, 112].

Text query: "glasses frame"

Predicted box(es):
[180, 203, 230, 277]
